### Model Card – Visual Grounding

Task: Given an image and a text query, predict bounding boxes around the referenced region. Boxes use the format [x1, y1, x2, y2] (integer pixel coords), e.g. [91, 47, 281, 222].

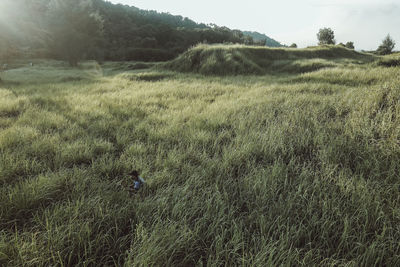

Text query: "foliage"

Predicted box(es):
[290, 43, 297, 48]
[0, 55, 399, 266]
[242, 31, 283, 47]
[254, 39, 267, 46]
[345, 41, 355, 49]
[317, 27, 335, 45]
[89, 1, 263, 61]
[377, 34, 396, 55]
[0, 0, 275, 63]
[46, 0, 103, 66]
[0, 1, 24, 63]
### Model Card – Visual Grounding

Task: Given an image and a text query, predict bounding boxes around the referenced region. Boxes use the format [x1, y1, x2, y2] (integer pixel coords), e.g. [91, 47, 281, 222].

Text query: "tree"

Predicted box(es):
[243, 35, 254, 45]
[0, 41, 19, 64]
[0, 1, 21, 63]
[317, 28, 335, 45]
[0, 39, 8, 63]
[345, 42, 355, 49]
[0, 40, 7, 82]
[254, 39, 267, 46]
[290, 43, 297, 48]
[47, 0, 103, 66]
[377, 34, 395, 55]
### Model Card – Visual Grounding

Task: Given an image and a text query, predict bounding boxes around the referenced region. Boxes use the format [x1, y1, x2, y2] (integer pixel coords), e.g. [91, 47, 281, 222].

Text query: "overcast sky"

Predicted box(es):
[109, 0, 399, 50]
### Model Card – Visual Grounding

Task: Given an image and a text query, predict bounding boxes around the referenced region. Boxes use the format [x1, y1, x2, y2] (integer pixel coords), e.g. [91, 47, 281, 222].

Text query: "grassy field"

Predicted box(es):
[0, 46, 399, 266]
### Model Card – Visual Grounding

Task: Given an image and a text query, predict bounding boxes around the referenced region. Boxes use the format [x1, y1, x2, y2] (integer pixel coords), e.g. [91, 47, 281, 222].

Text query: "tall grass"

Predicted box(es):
[0, 52, 399, 266]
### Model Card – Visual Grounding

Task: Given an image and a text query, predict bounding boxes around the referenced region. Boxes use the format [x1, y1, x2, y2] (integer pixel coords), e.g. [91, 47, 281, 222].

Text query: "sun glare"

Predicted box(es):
[0, 1, 21, 38]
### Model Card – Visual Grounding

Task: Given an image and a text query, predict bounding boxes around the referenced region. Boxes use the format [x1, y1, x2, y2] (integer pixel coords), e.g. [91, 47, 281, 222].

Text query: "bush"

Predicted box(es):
[377, 57, 400, 67]
[345, 42, 355, 49]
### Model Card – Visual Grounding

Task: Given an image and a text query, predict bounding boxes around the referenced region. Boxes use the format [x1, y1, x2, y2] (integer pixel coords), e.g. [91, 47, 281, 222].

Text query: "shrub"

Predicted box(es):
[377, 57, 400, 67]
[345, 42, 355, 49]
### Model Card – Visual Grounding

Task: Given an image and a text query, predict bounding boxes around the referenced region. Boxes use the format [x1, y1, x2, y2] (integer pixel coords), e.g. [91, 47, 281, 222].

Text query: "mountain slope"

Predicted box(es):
[1, 0, 285, 63]
[243, 31, 284, 47]
[94, 1, 284, 61]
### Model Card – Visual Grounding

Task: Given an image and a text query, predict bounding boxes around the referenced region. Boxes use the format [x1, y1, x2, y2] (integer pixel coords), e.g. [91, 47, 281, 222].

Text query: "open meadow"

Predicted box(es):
[0, 46, 400, 266]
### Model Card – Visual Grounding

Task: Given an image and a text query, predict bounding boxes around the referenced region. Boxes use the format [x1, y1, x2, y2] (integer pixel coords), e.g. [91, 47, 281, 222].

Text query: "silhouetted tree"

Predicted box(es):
[47, 0, 103, 66]
[0, 39, 8, 63]
[377, 34, 395, 55]
[254, 39, 267, 46]
[0, 39, 8, 81]
[0, 1, 21, 63]
[317, 28, 335, 45]
[345, 42, 355, 49]
[243, 35, 254, 45]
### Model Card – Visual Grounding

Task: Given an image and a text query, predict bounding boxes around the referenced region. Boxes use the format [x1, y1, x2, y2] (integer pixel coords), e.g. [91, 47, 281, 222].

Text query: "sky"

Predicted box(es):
[108, 0, 399, 50]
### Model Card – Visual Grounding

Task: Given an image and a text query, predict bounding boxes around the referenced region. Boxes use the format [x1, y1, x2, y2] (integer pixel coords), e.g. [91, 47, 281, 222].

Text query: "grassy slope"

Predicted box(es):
[164, 44, 376, 75]
[0, 53, 399, 266]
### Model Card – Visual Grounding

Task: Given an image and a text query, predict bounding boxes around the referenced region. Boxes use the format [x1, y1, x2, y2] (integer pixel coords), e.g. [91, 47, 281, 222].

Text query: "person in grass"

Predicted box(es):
[129, 170, 145, 192]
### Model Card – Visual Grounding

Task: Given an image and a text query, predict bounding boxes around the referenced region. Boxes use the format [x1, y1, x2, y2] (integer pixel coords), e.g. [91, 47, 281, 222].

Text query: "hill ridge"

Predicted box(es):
[164, 44, 375, 75]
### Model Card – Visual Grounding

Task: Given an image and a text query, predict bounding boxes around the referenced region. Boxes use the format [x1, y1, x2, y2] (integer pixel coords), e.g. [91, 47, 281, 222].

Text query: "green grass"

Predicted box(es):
[164, 44, 376, 75]
[376, 53, 400, 67]
[0, 48, 399, 266]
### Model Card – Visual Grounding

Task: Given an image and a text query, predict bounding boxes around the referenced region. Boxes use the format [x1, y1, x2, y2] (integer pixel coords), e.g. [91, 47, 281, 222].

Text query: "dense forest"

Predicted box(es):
[0, 0, 280, 65]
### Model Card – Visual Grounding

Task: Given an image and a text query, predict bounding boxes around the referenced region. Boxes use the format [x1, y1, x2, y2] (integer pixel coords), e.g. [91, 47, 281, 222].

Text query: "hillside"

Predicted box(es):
[165, 44, 375, 75]
[0, 0, 283, 63]
[243, 31, 283, 47]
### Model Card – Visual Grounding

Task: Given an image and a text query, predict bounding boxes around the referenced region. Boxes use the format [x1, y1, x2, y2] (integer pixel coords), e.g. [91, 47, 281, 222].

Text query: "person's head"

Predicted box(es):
[129, 170, 139, 180]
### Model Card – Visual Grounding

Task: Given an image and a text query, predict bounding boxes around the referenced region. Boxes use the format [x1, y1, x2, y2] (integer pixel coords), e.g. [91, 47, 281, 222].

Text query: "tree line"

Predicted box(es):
[284, 28, 395, 55]
[315, 27, 395, 55]
[0, 0, 267, 66]
[0, 1, 396, 67]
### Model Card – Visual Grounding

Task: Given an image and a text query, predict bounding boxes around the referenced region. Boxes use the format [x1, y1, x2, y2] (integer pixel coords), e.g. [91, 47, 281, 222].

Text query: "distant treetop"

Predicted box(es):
[317, 28, 335, 45]
[377, 34, 395, 55]
[345, 42, 355, 49]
